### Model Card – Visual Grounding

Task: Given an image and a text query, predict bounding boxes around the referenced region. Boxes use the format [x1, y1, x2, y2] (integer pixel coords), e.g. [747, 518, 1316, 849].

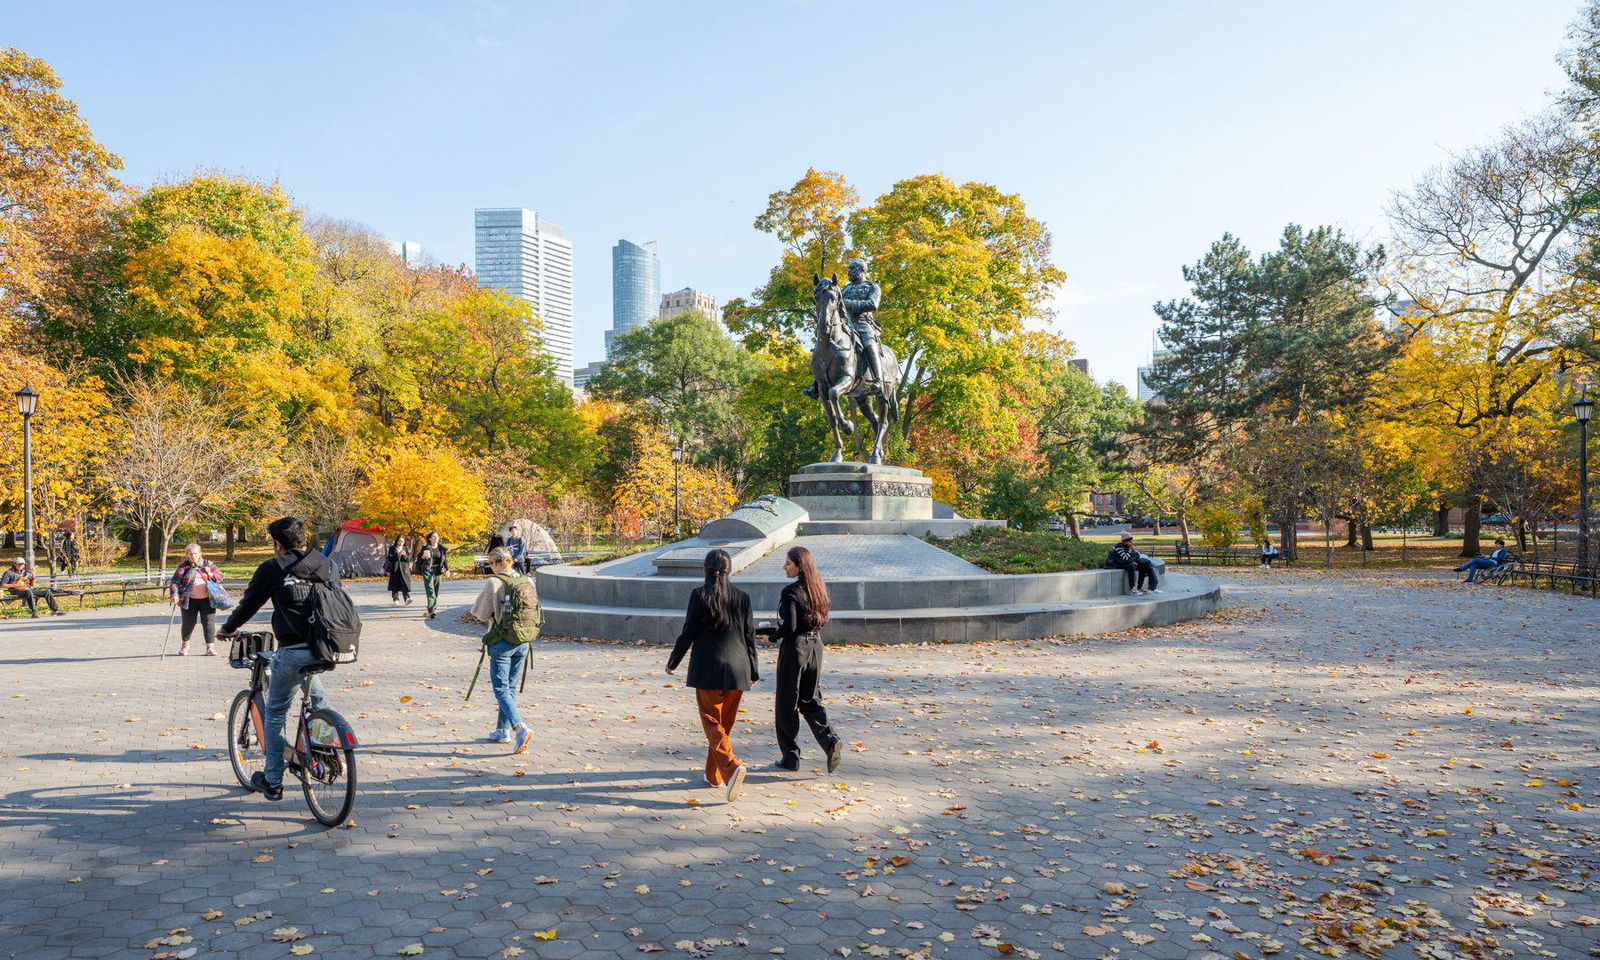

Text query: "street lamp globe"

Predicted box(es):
[672, 443, 684, 464]
[15, 384, 39, 417]
[1575, 392, 1594, 423]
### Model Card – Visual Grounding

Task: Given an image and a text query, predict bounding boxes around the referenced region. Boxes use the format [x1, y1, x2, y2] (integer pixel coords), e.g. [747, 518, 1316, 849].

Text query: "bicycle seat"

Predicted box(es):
[252, 651, 273, 663]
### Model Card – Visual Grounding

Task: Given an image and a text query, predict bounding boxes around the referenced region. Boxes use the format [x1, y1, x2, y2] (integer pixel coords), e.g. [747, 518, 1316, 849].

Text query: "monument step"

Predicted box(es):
[539, 574, 1221, 645]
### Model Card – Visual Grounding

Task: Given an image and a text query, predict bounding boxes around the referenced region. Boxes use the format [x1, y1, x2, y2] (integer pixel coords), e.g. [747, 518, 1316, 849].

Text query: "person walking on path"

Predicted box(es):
[1, 557, 62, 617]
[667, 548, 760, 802]
[169, 543, 224, 656]
[766, 545, 843, 775]
[468, 546, 540, 752]
[386, 535, 413, 605]
[215, 516, 333, 802]
[414, 531, 449, 620]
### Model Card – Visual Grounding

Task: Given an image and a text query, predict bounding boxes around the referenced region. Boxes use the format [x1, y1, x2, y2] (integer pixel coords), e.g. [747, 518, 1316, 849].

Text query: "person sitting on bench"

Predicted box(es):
[2, 557, 63, 616]
[1454, 539, 1512, 583]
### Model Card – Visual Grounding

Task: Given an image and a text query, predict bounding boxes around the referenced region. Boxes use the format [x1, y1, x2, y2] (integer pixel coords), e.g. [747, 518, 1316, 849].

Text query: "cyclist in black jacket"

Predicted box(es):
[216, 516, 334, 801]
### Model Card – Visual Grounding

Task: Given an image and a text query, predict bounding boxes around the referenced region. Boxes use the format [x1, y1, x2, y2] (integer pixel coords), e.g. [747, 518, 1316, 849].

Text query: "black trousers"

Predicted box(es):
[11, 587, 59, 615]
[180, 596, 216, 645]
[1134, 558, 1158, 590]
[775, 635, 838, 766]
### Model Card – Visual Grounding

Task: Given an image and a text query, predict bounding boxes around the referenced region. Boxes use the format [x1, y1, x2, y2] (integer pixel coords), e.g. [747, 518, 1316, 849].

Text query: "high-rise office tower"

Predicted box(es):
[474, 208, 575, 384]
[609, 239, 660, 357]
[659, 287, 720, 323]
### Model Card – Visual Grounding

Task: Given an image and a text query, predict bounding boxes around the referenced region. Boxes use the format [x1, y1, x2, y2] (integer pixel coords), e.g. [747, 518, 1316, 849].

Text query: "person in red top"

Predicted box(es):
[169, 543, 225, 656]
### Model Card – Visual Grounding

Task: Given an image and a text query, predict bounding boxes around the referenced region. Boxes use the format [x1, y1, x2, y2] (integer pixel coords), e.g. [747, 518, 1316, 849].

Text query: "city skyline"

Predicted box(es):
[473, 208, 576, 384]
[4, 0, 1579, 386]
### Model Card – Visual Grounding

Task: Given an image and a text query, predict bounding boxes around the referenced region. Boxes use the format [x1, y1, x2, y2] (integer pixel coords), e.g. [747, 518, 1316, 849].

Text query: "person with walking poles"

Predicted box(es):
[215, 517, 337, 801]
[169, 543, 225, 656]
[2, 557, 62, 617]
[414, 531, 448, 620]
[386, 534, 413, 605]
[467, 546, 540, 752]
[765, 545, 844, 775]
[667, 548, 760, 802]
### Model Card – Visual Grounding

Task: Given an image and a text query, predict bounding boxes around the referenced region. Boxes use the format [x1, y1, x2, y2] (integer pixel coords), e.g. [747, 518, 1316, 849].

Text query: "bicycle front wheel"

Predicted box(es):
[300, 708, 357, 827]
[226, 689, 264, 790]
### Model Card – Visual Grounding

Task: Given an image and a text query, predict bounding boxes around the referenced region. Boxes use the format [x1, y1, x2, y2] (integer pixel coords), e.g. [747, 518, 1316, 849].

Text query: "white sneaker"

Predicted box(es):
[485, 729, 508, 743]
[1150, 588, 1164, 594]
[726, 764, 747, 802]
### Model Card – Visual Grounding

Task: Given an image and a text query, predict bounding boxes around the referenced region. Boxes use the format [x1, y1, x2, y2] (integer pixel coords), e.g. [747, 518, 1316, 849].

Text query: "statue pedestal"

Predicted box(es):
[787, 462, 933, 521]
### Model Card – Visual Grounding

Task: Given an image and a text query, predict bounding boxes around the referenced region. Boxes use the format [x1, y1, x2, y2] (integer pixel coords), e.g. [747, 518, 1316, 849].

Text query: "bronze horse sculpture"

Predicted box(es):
[809, 275, 899, 465]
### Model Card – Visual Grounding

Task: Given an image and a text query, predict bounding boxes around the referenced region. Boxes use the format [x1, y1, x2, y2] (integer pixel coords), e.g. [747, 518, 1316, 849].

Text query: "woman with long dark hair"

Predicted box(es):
[386, 534, 413, 605]
[768, 545, 843, 773]
[666, 549, 760, 801]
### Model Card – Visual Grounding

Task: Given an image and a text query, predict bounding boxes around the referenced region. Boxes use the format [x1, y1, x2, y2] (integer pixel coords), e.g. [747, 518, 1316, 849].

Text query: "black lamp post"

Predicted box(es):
[1576, 390, 1593, 575]
[671, 441, 685, 539]
[15, 385, 39, 575]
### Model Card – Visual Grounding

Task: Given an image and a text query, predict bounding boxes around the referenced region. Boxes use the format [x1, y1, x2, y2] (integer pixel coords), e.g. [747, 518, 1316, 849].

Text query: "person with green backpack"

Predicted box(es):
[468, 547, 541, 753]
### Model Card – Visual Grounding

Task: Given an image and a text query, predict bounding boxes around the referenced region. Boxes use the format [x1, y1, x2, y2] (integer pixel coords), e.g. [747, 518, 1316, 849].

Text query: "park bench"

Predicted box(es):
[1143, 545, 1279, 567]
[1495, 556, 1600, 596]
[2, 571, 170, 613]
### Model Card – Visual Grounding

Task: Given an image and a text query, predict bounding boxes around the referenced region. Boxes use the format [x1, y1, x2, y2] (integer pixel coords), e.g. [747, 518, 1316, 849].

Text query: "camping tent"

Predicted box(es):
[503, 518, 559, 557]
[321, 519, 389, 578]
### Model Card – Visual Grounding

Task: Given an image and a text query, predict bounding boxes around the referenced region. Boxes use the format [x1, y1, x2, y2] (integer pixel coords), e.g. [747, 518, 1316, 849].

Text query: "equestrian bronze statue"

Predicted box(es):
[805, 258, 900, 465]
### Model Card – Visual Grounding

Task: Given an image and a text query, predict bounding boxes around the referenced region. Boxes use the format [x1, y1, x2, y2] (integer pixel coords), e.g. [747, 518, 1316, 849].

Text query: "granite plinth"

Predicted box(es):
[788, 461, 934, 521]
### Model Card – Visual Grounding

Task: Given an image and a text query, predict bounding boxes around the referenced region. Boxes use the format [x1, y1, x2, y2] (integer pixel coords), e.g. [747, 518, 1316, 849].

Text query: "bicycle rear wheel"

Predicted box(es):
[226, 689, 263, 790]
[300, 708, 357, 827]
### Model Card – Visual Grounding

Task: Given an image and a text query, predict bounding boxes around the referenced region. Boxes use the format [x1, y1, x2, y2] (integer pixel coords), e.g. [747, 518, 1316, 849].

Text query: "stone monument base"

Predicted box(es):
[787, 462, 933, 521]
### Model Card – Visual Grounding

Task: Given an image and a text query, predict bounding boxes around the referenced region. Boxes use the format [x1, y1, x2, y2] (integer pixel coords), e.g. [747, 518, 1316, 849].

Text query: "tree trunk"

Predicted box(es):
[1178, 504, 1192, 549]
[1278, 513, 1298, 562]
[1067, 513, 1081, 538]
[1360, 522, 1374, 551]
[1433, 504, 1450, 537]
[225, 523, 236, 561]
[1152, 515, 1163, 536]
[1460, 498, 1482, 558]
[159, 523, 177, 578]
[1514, 517, 1528, 553]
[125, 524, 147, 559]
[1345, 519, 1358, 548]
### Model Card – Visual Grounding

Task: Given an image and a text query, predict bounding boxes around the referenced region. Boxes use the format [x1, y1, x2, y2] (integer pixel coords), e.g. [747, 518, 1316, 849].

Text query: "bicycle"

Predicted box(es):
[225, 631, 359, 827]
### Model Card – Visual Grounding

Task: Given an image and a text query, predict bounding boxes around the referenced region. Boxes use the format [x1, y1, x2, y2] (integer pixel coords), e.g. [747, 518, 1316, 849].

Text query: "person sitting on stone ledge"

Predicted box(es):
[1106, 534, 1161, 595]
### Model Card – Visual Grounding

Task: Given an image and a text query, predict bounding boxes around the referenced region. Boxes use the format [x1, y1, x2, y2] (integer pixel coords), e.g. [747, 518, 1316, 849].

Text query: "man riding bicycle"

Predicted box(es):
[216, 516, 334, 801]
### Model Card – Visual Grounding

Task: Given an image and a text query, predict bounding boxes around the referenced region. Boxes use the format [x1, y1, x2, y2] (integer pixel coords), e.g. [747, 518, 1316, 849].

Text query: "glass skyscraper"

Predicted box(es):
[609, 239, 660, 357]
[474, 208, 575, 384]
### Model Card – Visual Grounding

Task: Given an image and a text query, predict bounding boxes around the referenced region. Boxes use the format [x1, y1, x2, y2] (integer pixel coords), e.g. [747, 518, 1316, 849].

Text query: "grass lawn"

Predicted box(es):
[938, 527, 1107, 574]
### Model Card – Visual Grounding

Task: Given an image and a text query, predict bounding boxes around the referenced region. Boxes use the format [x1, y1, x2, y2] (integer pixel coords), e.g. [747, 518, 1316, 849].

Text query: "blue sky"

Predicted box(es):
[6, 0, 1580, 386]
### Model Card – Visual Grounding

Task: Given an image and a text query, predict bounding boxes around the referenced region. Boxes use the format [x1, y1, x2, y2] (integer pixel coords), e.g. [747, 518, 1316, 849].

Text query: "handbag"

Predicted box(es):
[206, 579, 235, 610]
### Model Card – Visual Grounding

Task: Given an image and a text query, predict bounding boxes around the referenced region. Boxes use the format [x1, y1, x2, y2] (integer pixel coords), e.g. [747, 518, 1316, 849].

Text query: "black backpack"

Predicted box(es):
[293, 554, 362, 665]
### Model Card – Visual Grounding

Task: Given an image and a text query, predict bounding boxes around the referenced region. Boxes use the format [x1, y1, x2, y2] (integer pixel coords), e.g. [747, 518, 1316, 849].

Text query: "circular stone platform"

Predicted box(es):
[538, 532, 1221, 644]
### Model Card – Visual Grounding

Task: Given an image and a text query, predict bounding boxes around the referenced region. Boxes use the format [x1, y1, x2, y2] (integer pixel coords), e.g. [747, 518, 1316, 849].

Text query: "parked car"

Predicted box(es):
[1484, 513, 1512, 525]
[1046, 518, 1066, 532]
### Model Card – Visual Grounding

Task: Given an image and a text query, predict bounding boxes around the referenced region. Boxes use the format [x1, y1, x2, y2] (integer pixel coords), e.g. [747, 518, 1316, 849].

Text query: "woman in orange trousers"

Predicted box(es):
[666, 549, 760, 802]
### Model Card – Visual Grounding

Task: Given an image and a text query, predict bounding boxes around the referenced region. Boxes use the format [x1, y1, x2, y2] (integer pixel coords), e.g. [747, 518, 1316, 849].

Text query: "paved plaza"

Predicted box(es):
[1, 569, 1596, 959]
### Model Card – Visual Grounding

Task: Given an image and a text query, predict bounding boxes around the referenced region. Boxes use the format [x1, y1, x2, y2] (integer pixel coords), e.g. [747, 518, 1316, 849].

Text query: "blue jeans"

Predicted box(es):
[1460, 557, 1499, 581]
[264, 645, 330, 787]
[488, 640, 528, 731]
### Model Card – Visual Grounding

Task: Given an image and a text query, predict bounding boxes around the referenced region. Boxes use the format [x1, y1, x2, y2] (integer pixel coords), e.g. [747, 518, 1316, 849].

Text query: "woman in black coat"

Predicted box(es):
[386, 535, 412, 605]
[768, 545, 843, 774]
[667, 549, 759, 801]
